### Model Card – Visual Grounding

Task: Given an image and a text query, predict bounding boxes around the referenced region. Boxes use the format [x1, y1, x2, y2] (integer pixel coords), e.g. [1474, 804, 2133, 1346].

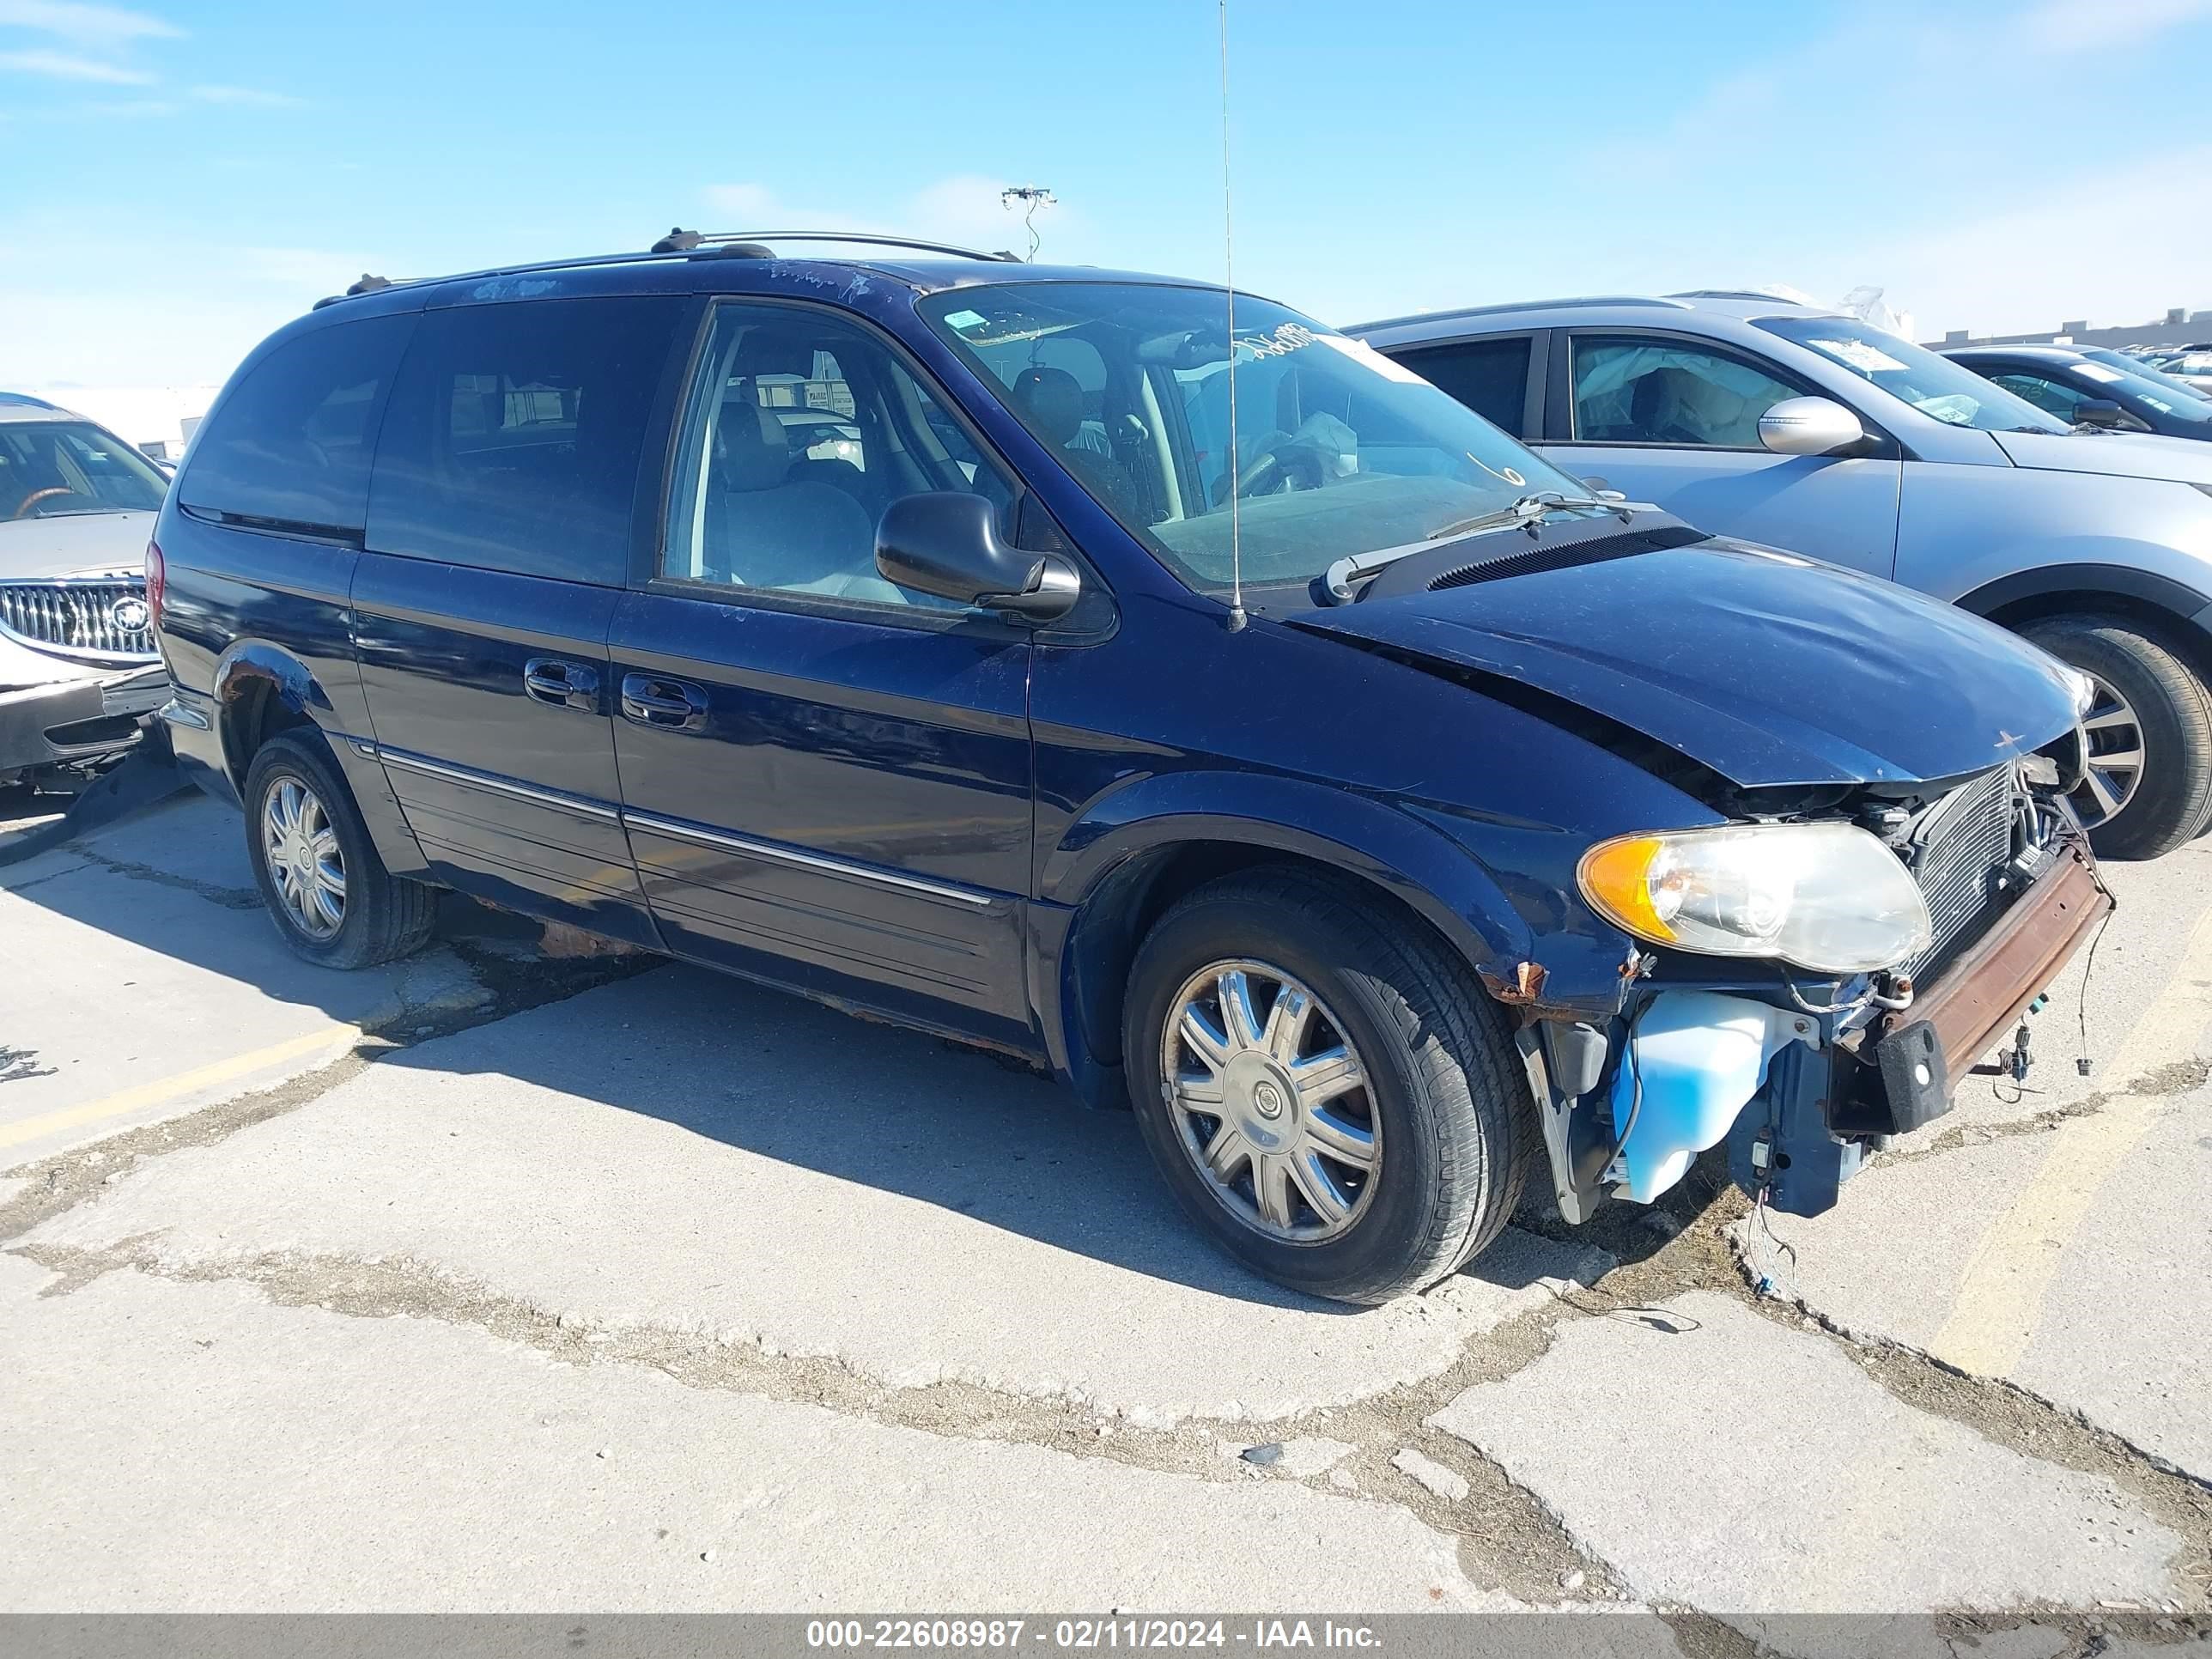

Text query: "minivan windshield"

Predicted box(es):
[919, 283, 1599, 594]
[0, 420, 169, 520]
[1753, 315, 2071, 435]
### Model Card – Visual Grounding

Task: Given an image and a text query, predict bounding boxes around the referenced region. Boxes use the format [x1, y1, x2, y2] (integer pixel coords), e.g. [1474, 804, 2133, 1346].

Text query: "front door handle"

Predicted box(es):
[620, 673, 708, 732]
[523, 658, 601, 713]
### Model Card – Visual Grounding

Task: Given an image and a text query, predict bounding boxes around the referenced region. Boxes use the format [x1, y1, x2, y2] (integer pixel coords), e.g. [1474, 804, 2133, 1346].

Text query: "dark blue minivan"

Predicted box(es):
[149, 232, 2107, 1302]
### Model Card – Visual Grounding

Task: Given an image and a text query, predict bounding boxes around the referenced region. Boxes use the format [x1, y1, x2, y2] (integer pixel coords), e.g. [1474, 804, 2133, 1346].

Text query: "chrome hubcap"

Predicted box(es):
[1161, 961, 1379, 1243]
[2072, 673, 2146, 828]
[262, 777, 346, 939]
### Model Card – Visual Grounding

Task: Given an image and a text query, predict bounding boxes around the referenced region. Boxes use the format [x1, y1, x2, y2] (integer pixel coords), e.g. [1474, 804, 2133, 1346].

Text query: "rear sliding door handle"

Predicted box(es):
[620, 673, 709, 732]
[522, 659, 601, 713]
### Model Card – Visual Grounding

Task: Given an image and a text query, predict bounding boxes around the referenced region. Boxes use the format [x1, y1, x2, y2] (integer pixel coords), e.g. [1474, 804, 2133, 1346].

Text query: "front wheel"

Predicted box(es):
[1123, 867, 1532, 1304]
[2021, 614, 2212, 860]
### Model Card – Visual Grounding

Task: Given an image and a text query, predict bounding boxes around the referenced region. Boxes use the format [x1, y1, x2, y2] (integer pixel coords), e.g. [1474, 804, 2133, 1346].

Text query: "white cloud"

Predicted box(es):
[188, 83, 301, 106]
[1851, 146, 2212, 337]
[232, 246, 377, 287]
[0, 45, 151, 80]
[699, 181, 789, 222]
[698, 177, 1079, 262]
[2020, 0, 2212, 51]
[0, 0, 179, 46]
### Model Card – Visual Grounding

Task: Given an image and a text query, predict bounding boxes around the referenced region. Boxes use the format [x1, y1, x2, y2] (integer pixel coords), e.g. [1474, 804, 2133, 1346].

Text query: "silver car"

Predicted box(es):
[0, 397, 171, 790]
[1352, 294, 2212, 858]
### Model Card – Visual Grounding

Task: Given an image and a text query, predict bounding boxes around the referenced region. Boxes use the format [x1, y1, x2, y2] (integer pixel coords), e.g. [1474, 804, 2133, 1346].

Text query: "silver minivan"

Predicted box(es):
[1352, 293, 2212, 859]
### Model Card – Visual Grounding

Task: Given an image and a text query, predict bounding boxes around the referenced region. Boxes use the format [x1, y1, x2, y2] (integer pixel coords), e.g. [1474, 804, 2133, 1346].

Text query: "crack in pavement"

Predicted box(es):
[5, 1234, 1630, 1611]
[1936, 1609, 2212, 1658]
[1878, 1055, 2211, 1170]
[62, 846, 264, 910]
[0, 858, 94, 896]
[1723, 1232, 2212, 1620]
[0, 946, 660, 1245]
[6, 921, 2204, 1630]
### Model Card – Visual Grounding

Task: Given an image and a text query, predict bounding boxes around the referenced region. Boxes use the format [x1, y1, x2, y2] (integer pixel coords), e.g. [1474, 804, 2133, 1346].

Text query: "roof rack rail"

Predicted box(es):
[650, 228, 1023, 263]
[310, 228, 1025, 309]
[1667, 289, 1808, 305]
[1353, 295, 1688, 332]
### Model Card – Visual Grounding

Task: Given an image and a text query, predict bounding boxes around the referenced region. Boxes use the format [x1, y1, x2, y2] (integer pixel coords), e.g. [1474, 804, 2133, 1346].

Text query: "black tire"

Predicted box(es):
[242, 731, 435, 969]
[1122, 866, 1533, 1304]
[2021, 614, 2212, 861]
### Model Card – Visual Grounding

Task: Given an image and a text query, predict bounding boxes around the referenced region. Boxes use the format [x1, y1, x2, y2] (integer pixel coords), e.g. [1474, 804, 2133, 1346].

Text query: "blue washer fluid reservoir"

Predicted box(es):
[1609, 990, 1806, 1203]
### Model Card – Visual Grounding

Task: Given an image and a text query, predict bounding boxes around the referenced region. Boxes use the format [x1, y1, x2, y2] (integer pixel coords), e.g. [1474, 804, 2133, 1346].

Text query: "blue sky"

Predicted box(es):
[5, 0, 2210, 388]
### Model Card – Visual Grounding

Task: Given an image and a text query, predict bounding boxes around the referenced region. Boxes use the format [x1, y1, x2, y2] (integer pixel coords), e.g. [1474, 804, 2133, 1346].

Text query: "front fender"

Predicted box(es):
[1048, 769, 1542, 983]
[1949, 557, 2212, 649]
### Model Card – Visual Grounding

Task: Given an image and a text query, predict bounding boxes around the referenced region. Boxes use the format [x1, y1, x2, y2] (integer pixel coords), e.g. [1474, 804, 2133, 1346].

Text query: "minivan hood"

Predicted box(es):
[0, 509, 155, 580]
[1289, 538, 2077, 790]
[1993, 428, 2212, 485]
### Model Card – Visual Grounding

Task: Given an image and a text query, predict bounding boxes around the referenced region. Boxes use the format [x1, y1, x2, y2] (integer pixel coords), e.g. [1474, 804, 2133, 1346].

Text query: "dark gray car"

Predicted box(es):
[1943, 344, 2212, 441]
[1352, 294, 2212, 859]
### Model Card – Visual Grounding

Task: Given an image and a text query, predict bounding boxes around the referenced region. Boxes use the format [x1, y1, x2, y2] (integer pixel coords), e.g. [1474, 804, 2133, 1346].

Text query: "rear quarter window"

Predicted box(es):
[365, 296, 681, 585]
[179, 313, 415, 535]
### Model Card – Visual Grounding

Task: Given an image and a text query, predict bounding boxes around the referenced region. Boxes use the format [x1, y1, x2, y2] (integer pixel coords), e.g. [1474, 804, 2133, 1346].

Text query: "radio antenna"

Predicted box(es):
[1218, 0, 1246, 631]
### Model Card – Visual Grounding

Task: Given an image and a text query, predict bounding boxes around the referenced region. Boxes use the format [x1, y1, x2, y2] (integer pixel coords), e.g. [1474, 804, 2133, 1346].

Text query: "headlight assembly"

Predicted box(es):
[1577, 822, 1931, 975]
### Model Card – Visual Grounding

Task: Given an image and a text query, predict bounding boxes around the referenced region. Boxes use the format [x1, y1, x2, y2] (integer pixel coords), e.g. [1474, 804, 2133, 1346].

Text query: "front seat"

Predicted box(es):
[704, 402, 896, 600]
[1009, 366, 1136, 514]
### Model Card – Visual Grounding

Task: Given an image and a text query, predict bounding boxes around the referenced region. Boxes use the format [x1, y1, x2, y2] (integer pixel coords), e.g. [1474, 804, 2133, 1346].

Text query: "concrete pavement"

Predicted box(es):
[4, 793, 2211, 1637]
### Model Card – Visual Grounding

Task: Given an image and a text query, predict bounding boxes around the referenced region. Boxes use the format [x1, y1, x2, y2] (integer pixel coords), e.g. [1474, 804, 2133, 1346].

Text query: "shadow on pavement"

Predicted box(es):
[362, 959, 1577, 1312]
[10, 794, 1589, 1312]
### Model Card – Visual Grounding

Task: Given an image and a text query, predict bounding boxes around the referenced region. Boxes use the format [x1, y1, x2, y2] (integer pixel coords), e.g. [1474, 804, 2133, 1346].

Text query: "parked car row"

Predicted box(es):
[2119, 343, 2212, 395]
[1354, 294, 2212, 860]
[141, 232, 2130, 1302]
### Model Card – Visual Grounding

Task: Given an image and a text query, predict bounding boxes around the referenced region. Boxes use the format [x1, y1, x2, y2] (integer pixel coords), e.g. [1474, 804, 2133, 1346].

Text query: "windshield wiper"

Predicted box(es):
[1318, 492, 1629, 605]
[1419, 491, 1626, 544]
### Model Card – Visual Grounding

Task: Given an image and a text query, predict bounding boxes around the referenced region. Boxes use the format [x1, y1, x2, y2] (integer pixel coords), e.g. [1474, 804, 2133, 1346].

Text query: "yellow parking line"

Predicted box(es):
[1928, 902, 2212, 1376]
[0, 1024, 362, 1154]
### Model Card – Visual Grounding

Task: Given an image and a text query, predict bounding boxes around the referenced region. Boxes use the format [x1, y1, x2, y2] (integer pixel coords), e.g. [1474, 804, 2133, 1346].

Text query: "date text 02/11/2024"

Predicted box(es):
[802, 1619, 1381, 1649]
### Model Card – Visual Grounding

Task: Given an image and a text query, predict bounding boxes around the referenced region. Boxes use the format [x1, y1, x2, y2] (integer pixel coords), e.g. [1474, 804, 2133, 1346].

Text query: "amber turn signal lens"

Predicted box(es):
[1577, 836, 1677, 944]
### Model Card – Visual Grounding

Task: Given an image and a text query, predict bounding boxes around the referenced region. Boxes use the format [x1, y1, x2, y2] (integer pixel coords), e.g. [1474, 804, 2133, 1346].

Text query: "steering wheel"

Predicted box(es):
[1231, 446, 1328, 500]
[10, 486, 78, 520]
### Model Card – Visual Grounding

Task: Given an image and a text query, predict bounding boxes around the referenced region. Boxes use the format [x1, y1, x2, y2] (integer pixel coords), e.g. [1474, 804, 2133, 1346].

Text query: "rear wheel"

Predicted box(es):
[1123, 866, 1532, 1304]
[2021, 614, 2212, 860]
[243, 731, 435, 969]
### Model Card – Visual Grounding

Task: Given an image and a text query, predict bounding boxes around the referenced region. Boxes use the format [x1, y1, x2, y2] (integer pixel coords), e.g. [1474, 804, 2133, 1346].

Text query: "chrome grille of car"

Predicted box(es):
[1905, 764, 2020, 979]
[0, 578, 157, 663]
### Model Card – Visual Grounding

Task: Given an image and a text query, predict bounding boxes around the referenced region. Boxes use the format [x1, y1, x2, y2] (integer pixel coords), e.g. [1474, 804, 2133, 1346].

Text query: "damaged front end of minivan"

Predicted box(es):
[1521, 749, 2108, 1225]
[1291, 527, 2114, 1225]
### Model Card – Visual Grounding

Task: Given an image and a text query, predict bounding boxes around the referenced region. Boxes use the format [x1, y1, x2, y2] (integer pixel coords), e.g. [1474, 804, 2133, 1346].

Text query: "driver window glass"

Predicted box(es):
[179, 313, 416, 535]
[1990, 373, 2085, 419]
[1571, 337, 1798, 447]
[664, 303, 1014, 609]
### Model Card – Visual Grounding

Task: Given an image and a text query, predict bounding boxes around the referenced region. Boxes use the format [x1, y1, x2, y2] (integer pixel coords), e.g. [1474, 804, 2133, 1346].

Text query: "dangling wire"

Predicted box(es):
[2075, 864, 2116, 1079]
[1218, 0, 1246, 632]
[999, 185, 1055, 263]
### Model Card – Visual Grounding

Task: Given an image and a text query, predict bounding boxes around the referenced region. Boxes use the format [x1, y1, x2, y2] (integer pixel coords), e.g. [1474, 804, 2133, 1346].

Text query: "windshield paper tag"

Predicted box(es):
[1315, 332, 1425, 383]
[941, 308, 988, 331]
[2075, 362, 2123, 383]
[1808, 337, 1908, 374]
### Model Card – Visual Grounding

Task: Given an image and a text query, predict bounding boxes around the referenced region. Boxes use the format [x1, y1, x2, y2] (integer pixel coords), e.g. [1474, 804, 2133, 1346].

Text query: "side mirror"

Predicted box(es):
[1758, 396, 1867, 457]
[874, 491, 1080, 623]
[2072, 398, 2127, 429]
[1581, 476, 1628, 502]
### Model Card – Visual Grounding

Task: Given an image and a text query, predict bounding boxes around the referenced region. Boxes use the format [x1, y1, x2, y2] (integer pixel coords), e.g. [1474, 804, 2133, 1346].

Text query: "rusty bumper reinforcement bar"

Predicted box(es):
[1885, 839, 2110, 1079]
